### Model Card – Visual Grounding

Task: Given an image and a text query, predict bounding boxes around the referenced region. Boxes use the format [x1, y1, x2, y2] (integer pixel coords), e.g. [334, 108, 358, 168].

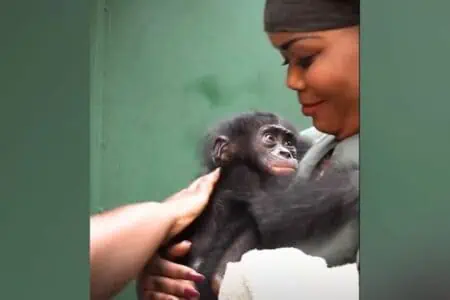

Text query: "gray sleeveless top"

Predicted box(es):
[296, 127, 359, 267]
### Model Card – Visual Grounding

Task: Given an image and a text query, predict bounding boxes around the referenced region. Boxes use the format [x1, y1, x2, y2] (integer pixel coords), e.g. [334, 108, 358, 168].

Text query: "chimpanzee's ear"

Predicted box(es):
[212, 135, 232, 166]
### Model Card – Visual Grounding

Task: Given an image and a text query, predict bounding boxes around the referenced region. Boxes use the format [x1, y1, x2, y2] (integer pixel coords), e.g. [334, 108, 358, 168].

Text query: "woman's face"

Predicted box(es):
[268, 26, 359, 140]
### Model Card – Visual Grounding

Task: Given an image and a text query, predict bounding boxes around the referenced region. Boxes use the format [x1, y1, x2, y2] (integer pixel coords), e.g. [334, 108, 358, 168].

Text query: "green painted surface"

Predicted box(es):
[1, 0, 90, 299]
[90, 1, 311, 297]
[361, 0, 450, 298]
[3, 0, 450, 299]
[90, 0, 311, 213]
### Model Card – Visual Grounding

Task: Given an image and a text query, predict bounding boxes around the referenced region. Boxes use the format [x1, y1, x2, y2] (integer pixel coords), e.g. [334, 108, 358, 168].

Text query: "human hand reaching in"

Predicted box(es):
[137, 169, 221, 300]
[162, 168, 221, 240]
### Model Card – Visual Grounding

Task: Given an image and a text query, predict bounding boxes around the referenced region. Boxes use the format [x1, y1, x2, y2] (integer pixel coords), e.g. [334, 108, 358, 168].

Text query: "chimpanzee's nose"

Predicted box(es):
[279, 149, 293, 159]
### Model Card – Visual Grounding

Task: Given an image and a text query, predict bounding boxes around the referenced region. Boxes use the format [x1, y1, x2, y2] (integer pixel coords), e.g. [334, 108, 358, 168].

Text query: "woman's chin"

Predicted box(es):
[311, 118, 335, 135]
[312, 118, 359, 140]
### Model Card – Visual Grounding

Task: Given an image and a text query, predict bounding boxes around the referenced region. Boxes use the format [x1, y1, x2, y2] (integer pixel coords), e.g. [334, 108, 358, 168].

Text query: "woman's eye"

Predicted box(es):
[297, 55, 316, 69]
[282, 55, 316, 69]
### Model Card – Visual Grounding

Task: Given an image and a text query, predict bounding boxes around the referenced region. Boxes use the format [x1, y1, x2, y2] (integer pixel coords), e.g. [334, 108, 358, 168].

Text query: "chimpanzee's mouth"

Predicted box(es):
[268, 159, 298, 175]
[271, 166, 297, 175]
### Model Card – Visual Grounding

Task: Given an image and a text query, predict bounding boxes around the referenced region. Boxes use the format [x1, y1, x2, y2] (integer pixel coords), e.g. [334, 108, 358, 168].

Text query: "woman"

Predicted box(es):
[138, 0, 359, 298]
[90, 169, 220, 300]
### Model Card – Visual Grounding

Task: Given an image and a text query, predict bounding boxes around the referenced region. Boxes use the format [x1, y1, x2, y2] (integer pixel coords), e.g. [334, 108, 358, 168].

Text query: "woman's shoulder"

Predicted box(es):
[299, 126, 359, 170]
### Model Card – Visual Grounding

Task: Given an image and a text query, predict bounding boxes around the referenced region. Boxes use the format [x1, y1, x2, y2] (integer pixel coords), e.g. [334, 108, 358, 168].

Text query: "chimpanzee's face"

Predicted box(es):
[212, 123, 299, 176]
[253, 124, 299, 176]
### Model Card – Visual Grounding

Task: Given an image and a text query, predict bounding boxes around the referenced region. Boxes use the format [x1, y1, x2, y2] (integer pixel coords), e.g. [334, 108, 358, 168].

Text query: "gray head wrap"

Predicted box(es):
[264, 0, 359, 33]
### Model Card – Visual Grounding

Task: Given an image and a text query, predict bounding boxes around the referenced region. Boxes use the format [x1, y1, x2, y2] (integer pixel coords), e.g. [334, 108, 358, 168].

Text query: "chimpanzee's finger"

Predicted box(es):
[211, 274, 222, 296]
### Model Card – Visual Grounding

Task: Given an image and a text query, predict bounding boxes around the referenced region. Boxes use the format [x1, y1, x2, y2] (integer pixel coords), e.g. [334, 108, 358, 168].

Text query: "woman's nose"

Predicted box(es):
[286, 64, 306, 91]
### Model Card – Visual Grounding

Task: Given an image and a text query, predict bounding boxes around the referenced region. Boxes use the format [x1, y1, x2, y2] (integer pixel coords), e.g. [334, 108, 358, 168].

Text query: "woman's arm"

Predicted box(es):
[90, 168, 220, 300]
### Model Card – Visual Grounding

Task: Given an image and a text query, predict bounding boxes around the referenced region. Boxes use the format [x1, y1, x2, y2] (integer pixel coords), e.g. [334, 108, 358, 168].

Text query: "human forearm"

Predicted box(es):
[90, 201, 175, 300]
[90, 169, 220, 299]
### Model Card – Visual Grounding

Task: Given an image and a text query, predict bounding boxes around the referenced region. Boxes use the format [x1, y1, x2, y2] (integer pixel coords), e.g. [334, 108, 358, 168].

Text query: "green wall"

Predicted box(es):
[90, 1, 311, 298]
[90, 0, 311, 213]
[4, 0, 450, 299]
[1, 1, 90, 299]
[360, 1, 450, 298]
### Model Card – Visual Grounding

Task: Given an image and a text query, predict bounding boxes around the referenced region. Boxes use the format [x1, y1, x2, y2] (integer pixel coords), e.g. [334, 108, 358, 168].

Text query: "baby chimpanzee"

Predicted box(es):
[160, 111, 359, 300]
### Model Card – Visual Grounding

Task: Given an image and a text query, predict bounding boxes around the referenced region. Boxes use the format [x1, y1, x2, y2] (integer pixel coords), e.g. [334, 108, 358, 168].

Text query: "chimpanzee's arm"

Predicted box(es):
[247, 168, 359, 248]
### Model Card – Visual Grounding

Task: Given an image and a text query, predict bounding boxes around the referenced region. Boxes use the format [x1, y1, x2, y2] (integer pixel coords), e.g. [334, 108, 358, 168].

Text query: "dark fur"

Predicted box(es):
[163, 112, 359, 300]
[249, 168, 359, 249]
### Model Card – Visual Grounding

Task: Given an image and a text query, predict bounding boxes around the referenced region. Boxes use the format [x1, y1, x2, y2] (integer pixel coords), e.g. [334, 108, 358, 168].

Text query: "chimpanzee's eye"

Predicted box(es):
[263, 133, 276, 144]
[284, 140, 293, 147]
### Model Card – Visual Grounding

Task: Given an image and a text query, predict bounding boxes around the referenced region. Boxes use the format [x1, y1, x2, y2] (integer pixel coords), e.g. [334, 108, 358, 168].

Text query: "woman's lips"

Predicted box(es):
[301, 101, 325, 116]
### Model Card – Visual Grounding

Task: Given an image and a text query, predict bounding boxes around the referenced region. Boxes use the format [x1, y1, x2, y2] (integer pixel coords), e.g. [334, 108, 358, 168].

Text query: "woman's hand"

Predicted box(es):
[90, 169, 220, 300]
[163, 168, 221, 240]
[137, 169, 221, 300]
[137, 241, 204, 299]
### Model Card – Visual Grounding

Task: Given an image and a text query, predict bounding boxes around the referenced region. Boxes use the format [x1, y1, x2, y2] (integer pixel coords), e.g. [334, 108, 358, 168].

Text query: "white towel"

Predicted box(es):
[218, 248, 359, 300]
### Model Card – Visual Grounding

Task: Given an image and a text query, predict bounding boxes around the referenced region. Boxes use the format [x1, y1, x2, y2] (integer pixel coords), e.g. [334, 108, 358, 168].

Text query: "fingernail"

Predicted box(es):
[188, 271, 205, 282]
[184, 287, 200, 298]
[209, 167, 220, 177]
[208, 168, 221, 182]
[181, 240, 192, 247]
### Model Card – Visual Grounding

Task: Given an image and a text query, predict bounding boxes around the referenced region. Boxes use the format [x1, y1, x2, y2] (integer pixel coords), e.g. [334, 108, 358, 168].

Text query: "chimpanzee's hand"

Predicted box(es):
[137, 241, 205, 299]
